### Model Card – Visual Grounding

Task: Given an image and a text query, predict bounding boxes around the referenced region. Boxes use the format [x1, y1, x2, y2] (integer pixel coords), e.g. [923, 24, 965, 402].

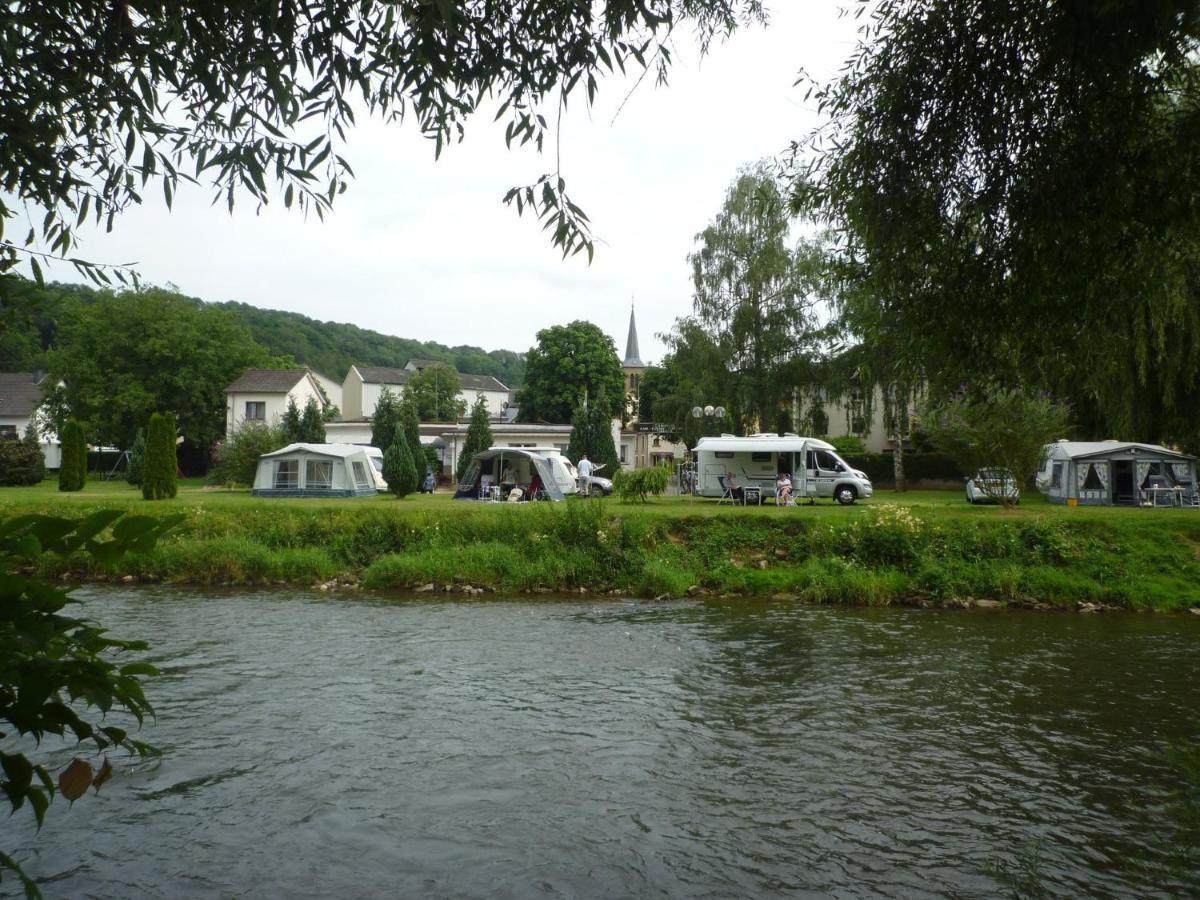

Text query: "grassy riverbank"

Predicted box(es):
[3, 479, 1200, 611]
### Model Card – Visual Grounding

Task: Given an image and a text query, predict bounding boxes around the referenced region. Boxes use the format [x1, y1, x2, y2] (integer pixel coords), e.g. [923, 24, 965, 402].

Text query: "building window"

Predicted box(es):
[245, 401, 266, 421]
[274, 459, 298, 489]
[352, 461, 371, 488]
[620, 444, 628, 463]
[306, 459, 333, 489]
[0, 425, 17, 439]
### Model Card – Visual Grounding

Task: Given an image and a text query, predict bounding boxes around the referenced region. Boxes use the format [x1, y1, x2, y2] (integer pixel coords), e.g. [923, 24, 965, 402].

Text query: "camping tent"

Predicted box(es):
[1038, 440, 1197, 506]
[252, 443, 379, 497]
[453, 447, 565, 501]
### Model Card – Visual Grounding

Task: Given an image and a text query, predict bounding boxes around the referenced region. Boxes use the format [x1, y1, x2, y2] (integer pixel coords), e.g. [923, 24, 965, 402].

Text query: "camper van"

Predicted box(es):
[693, 433, 873, 505]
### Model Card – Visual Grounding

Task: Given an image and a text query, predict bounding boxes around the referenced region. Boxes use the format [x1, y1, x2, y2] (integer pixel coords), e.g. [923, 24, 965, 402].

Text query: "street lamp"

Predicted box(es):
[691, 405, 726, 422]
[682, 403, 726, 497]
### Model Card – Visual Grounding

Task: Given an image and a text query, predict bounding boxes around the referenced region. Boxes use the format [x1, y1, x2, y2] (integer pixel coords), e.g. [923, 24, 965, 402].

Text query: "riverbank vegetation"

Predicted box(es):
[2, 483, 1198, 612]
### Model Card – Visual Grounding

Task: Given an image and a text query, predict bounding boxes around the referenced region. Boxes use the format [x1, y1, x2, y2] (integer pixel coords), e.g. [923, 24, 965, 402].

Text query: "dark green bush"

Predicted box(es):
[58, 418, 86, 491]
[210, 422, 286, 487]
[142, 412, 178, 500]
[0, 436, 45, 485]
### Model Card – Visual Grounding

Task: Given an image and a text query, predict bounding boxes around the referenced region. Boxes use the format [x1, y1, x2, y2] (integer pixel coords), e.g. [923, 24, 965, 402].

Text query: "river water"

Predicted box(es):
[3, 588, 1198, 898]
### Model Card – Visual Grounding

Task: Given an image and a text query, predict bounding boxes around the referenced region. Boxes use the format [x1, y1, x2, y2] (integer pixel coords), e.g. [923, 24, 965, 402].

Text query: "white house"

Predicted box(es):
[0, 373, 61, 468]
[224, 368, 329, 435]
[341, 363, 511, 420]
[309, 370, 343, 413]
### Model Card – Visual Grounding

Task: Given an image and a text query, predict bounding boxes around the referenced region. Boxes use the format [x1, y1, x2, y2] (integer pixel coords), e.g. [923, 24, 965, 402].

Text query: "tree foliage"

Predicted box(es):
[57, 419, 86, 492]
[519, 321, 624, 424]
[920, 387, 1071, 507]
[0, 0, 761, 282]
[124, 429, 146, 487]
[406, 363, 466, 422]
[0, 435, 44, 487]
[682, 164, 826, 431]
[567, 390, 620, 474]
[141, 413, 178, 501]
[209, 422, 287, 487]
[382, 424, 418, 498]
[398, 396, 422, 463]
[44, 288, 268, 452]
[370, 387, 402, 454]
[0, 510, 181, 898]
[612, 464, 671, 502]
[799, 0, 1200, 449]
[281, 398, 302, 444]
[299, 397, 326, 443]
[457, 397, 493, 481]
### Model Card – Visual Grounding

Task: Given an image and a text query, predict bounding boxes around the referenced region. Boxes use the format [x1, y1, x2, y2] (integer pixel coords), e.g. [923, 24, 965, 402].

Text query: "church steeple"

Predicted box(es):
[622, 303, 645, 368]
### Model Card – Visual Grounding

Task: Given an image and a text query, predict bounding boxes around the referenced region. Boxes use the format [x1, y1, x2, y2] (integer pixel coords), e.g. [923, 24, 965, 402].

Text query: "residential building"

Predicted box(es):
[224, 368, 329, 435]
[0, 373, 60, 467]
[341, 363, 510, 420]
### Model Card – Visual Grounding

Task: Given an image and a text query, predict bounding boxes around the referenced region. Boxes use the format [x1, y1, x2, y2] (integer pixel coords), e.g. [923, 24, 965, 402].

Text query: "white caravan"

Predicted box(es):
[693, 433, 874, 505]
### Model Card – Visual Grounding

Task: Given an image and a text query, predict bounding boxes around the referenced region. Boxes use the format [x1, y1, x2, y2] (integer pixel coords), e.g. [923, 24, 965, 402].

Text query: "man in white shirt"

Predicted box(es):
[577, 455, 593, 496]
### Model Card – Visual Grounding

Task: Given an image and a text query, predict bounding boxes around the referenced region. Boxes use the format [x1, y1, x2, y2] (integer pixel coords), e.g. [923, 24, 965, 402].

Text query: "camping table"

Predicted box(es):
[1146, 486, 1181, 507]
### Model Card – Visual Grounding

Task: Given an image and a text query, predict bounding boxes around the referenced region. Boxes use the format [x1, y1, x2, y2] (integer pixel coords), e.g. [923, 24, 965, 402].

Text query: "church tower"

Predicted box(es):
[622, 303, 647, 409]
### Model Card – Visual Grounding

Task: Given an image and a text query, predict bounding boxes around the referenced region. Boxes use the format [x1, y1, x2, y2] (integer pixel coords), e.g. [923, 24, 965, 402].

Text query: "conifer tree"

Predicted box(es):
[383, 422, 419, 497]
[588, 388, 621, 474]
[142, 413, 178, 500]
[125, 428, 146, 486]
[281, 397, 302, 443]
[399, 396, 422, 469]
[371, 387, 401, 453]
[457, 397, 493, 481]
[567, 399, 592, 466]
[58, 418, 86, 492]
[299, 397, 326, 443]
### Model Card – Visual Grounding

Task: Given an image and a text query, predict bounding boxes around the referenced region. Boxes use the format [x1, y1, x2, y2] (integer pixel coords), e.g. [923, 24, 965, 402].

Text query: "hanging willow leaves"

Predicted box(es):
[0, 0, 763, 284]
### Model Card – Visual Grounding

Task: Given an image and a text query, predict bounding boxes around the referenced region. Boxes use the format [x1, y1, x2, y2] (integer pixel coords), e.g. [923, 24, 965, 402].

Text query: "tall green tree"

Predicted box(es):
[0, 1, 758, 282]
[681, 164, 826, 433]
[383, 423, 419, 497]
[398, 397, 422, 464]
[299, 397, 326, 443]
[45, 288, 268, 452]
[57, 418, 86, 492]
[457, 397, 494, 481]
[518, 321, 624, 424]
[141, 413, 178, 500]
[800, 0, 1200, 449]
[281, 398, 303, 444]
[370, 387, 402, 454]
[568, 390, 620, 473]
[406, 363, 466, 422]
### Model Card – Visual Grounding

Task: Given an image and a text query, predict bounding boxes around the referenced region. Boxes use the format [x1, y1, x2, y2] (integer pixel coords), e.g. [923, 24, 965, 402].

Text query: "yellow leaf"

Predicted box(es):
[59, 758, 93, 801]
[92, 758, 113, 793]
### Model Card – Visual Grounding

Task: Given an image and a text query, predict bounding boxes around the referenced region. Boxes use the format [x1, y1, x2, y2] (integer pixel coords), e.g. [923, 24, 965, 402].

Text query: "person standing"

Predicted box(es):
[577, 454, 593, 496]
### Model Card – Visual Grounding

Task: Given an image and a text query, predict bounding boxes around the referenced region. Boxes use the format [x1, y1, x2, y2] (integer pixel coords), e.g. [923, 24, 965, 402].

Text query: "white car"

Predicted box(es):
[965, 468, 1020, 504]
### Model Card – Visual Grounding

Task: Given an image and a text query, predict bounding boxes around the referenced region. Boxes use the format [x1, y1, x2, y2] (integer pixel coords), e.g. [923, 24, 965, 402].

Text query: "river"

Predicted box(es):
[3, 588, 1198, 898]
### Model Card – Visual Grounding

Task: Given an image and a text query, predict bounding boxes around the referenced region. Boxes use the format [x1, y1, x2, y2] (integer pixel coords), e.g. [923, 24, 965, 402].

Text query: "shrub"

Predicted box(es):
[58, 417, 86, 491]
[125, 428, 146, 486]
[210, 422, 286, 486]
[457, 396, 492, 481]
[142, 412, 178, 500]
[0, 435, 45, 485]
[828, 434, 866, 455]
[612, 464, 671, 502]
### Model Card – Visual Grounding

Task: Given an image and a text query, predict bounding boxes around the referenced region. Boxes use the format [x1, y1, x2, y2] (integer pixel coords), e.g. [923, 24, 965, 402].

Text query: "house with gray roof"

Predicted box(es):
[0, 373, 60, 467]
[341, 362, 510, 421]
[224, 368, 330, 435]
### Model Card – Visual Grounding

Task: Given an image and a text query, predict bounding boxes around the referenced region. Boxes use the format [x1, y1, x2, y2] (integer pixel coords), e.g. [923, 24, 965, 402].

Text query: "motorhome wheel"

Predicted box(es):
[835, 485, 857, 505]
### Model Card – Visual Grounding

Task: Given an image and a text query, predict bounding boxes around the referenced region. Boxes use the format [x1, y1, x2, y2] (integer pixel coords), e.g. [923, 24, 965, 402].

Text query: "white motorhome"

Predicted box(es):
[693, 433, 873, 505]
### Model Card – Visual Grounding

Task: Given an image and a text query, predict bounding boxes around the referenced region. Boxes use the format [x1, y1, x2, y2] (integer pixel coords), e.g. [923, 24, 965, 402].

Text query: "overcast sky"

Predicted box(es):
[35, 3, 858, 371]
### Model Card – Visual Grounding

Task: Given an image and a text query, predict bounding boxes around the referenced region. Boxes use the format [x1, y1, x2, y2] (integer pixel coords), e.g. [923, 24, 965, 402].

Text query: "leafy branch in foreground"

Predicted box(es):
[0, 510, 183, 898]
[0, 1, 762, 278]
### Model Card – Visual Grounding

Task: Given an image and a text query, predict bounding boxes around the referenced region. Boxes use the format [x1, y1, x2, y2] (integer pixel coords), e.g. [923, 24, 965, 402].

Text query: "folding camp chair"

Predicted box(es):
[718, 475, 735, 505]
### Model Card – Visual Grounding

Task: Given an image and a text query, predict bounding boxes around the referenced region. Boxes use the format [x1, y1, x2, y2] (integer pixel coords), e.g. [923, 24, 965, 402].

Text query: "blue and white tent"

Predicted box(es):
[252, 443, 379, 498]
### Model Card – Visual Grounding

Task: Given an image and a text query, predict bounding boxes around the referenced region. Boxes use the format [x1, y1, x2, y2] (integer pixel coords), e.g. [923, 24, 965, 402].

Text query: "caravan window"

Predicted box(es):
[715, 451, 734, 459]
[274, 460, 298, 489]
[351, 461, 371, 489]
[1051, 462, 1063, 489]
[751, 452, 772, 463]
[306, 459, 333, 489]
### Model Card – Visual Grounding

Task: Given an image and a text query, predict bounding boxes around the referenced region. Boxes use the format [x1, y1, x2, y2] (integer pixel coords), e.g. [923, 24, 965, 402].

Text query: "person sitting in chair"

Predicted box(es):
[725, 471, 744, 502]
[775, 472, 793, 506]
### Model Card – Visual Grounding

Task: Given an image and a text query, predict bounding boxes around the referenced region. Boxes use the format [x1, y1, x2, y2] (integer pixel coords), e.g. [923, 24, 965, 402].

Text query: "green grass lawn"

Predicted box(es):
[4, 476, 1198, 524]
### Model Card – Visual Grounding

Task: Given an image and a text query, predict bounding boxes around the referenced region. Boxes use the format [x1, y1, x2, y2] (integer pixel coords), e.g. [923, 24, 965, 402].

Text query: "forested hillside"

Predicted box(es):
[0, 278, 524, 386]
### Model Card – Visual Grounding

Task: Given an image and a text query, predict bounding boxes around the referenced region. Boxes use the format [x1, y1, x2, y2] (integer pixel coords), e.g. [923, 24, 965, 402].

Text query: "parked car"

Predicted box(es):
[965, 468, 1020, 504]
